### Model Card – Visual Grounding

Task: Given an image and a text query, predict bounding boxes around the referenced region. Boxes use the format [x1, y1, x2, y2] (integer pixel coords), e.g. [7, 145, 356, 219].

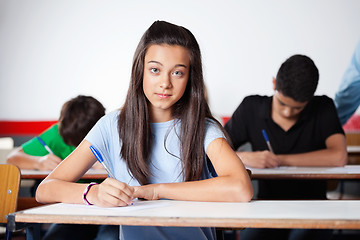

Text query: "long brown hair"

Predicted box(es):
[118, 21, 223, 185]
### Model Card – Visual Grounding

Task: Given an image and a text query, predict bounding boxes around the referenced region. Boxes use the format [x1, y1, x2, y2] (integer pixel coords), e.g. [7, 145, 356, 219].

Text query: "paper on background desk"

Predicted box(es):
[21, 168, 107, 176]
[23, 200, 171, 216]
[20, 169, 51, 175]
[248, 165, 360, 174]
[347, 145, 360, 152]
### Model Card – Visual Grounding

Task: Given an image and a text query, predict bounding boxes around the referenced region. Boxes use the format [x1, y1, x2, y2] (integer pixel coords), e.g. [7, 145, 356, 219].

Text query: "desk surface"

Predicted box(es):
[249, 165, 360, 180]
[20, 169, 107, 180]
[10, 200, 360, 230]
[348, 145, 360, 154]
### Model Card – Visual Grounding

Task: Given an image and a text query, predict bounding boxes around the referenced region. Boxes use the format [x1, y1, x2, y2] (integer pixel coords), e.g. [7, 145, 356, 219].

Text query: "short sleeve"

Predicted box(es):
[224, 97, 251, 149]
[204, 119, 225, 152]
[319, 97, 345, 139]
[85, 111, 120, 169]
[22, 124, 74, 159]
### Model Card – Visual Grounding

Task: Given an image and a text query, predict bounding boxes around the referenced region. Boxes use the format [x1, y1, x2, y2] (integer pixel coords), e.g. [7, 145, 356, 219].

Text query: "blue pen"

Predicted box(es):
[37, 137, 54, 154]
[89, 145, 116, 179]
[261, 129, 274, 153]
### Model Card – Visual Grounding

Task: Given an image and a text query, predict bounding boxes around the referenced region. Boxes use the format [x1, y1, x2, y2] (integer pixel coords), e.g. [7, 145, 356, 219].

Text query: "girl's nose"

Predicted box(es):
[160, 74, 172, 89]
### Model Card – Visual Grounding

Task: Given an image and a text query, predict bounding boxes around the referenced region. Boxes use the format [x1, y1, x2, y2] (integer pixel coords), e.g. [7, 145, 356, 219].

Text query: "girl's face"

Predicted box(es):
[143, 44, 190, 122]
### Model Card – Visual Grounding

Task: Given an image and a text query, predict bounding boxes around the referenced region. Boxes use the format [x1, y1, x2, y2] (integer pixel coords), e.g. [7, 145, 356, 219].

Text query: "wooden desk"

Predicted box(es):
[249, 165, 360, 180]
[20, 169, 108, 180]
[348, 146, 360, 165]
[7, 199, 360, 238]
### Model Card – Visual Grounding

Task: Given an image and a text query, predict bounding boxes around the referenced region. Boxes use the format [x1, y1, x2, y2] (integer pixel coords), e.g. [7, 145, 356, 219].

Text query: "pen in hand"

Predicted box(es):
[90, 145, 116, 179]
[262, 129, 274, 153]
[37, 137, 54, 154]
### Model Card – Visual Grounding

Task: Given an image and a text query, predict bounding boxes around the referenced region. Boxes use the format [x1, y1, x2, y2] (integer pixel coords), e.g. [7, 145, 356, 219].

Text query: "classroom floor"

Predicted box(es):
[222, 229, 360, 240]
[0, 230, 26, 240]
[1, 228, 359, 240]
[332, 230, 360, 239]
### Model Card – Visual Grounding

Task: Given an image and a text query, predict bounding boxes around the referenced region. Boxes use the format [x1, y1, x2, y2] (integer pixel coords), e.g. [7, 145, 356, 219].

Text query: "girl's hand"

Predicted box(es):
[86, 178, 135, 207]
[133, 184, 160, 200]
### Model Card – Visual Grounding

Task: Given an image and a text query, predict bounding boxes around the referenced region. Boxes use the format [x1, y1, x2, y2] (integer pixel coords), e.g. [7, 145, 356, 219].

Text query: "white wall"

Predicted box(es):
[1, 0, 360, 120]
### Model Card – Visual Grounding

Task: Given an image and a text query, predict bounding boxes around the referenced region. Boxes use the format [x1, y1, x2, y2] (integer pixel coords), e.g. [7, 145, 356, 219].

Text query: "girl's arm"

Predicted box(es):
[134, 138, 253, 202]
[277, 133, 347, 167]
[36, 140, 134, 207]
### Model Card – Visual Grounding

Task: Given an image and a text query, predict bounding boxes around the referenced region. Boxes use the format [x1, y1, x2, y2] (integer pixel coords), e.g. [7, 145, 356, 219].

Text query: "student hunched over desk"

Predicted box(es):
[225, 54, 347, 240]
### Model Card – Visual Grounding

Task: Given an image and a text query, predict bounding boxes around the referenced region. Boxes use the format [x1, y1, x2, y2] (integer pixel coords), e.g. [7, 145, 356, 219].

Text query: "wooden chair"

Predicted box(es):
[0, 164, 21, 239]
[346, 132, 360, 164]
[0, 164, 21, 223]
[346, 132, 360, 145]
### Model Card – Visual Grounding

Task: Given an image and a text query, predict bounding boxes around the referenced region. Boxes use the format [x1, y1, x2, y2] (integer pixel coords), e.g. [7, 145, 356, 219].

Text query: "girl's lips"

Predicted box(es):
[157, 93, 171, 99]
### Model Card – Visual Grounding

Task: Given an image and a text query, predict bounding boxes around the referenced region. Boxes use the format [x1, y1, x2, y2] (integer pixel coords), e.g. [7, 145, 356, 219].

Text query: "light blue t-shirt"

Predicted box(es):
[85, 110, 225, 240]
[334, 39, 360, 125]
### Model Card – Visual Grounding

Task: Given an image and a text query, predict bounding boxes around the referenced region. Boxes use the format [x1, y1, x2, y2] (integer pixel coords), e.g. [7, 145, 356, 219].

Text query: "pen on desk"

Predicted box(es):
[37, 137, 54, 154]
[89, 145, 116, 179]
[262, 129, 274, 153]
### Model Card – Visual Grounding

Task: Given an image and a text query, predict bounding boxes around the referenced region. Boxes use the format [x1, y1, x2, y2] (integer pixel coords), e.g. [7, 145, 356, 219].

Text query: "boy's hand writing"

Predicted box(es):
[238, 151, 280, 168]
[36, 154, 62, 171]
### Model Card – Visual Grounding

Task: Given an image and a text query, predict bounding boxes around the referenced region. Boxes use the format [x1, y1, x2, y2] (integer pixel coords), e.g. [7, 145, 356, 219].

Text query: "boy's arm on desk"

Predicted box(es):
[6, 147, 61, 171]
[278, 134, 347, 167]
[237, 151, 279, 168]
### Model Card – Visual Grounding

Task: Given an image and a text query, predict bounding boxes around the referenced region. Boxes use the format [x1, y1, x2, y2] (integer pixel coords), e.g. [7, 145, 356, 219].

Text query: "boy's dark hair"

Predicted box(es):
[59, 95, 105, 147]
[275, 54, 319, 102]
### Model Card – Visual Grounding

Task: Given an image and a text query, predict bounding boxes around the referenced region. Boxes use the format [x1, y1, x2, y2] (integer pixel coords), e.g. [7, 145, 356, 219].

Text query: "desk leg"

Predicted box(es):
[5, 214, 15, 240]
[5, 228, 12, 240]
[26, 224, 41, 240]
[5, 214, 40, 240]
[339, 181, 344, 199]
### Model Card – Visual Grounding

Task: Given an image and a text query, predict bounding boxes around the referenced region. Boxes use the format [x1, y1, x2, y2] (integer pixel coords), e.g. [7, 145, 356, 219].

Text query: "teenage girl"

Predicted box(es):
[36, 20, 253, 240]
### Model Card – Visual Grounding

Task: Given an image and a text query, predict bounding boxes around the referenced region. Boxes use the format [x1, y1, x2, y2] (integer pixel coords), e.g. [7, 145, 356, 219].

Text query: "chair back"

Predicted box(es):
[0, 164, 21, 223]
[0, 137, 14, 164]
[346, 132, 360, 164]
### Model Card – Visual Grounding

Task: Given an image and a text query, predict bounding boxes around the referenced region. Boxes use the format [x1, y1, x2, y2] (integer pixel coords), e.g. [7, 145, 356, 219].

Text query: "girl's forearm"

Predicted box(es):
[153, 176, 253, 202]
[36, 179, 87, 204]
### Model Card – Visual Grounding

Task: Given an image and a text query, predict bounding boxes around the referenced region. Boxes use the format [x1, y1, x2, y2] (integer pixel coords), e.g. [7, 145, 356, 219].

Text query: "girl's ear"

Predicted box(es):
[272, 77, 276, 91]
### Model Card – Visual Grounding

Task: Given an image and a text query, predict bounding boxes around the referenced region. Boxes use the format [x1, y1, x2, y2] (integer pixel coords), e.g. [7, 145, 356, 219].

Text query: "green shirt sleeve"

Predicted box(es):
[22, 124, 75, 160]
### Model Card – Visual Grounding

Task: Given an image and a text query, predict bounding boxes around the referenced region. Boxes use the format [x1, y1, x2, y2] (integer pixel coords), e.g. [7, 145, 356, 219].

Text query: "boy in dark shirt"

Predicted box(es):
[225, 54, 347, 240]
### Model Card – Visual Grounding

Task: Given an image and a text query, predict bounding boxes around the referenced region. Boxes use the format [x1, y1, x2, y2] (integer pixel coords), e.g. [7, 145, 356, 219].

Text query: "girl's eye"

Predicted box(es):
[150, 68, 159, 74]
[173, 71, 183, 76]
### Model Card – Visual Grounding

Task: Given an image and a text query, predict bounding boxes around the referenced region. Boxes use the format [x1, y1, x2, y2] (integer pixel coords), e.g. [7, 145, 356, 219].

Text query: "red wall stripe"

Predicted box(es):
[0, 121, 58, 135]
[0, 114, 358, 136]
